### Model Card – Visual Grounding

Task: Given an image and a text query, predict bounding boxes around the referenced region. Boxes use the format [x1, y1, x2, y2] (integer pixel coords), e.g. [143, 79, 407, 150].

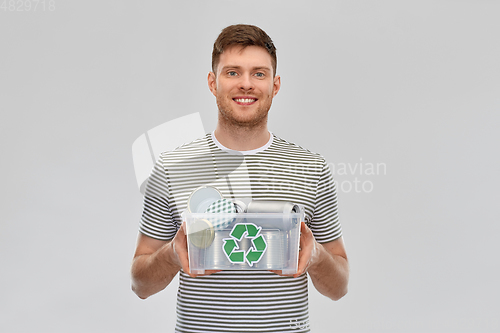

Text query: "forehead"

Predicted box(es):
[217, 45, 273, 72]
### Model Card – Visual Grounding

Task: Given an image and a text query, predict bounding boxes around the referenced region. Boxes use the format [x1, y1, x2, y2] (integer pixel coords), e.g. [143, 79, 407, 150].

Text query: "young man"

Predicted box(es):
[131, 24, 349, 332]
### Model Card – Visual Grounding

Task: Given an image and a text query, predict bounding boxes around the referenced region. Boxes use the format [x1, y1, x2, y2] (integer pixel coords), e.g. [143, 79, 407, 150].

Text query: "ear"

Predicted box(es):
[208, 72, 217, 97]
[272, 75, 281, 97]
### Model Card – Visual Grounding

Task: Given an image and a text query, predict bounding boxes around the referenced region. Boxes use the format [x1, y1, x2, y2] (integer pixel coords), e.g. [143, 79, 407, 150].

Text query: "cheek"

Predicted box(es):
[268, 86, 276, 97]
[257, 83, 274, 97]
[218, 83, 235, 96]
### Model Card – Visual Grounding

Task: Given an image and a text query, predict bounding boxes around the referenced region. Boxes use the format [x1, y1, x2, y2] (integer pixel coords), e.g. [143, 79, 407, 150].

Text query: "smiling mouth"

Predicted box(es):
[233, 98, 257, 104]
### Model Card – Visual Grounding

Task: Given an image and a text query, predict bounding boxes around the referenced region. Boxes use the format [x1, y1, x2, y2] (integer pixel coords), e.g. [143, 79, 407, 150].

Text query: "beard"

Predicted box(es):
[216, 95, 273, 129]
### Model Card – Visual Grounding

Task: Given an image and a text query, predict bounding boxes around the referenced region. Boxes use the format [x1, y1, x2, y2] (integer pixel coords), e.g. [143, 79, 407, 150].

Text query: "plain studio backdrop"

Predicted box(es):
[1, 1, 499, 332]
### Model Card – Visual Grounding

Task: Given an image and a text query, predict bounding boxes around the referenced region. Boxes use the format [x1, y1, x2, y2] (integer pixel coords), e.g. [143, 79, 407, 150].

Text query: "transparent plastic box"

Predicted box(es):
[182, 211, 304, 275]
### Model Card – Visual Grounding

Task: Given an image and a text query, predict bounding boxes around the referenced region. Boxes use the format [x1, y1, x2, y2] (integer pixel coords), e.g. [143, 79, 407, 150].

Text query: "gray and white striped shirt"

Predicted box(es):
[140, 132, 342, 332]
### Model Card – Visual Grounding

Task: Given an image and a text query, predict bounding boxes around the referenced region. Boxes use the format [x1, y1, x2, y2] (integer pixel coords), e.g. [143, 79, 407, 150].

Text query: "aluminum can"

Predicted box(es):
[245, 201, 301, 214]
[232, 199, 248, 213]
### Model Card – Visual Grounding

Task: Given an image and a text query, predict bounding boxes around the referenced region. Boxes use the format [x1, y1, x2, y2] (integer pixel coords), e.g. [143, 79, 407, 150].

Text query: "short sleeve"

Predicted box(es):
[139, 156, 177, 241]
[309, 158, 342, 243]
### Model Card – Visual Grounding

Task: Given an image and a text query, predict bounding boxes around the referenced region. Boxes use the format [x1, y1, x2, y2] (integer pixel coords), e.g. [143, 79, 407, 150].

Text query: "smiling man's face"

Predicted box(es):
[208, 45, 281, 129]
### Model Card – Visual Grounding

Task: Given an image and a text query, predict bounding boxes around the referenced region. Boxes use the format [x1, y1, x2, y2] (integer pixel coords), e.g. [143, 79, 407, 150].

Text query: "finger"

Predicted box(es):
[178, 251, 193, 277]
[178, 221, 187, 236]
[196, 270, 222, 276]
[174, 222, 193, 277]
[300, 220, 313, 238]
[294, 222, 313, 277]
[270, 269, 294, 277]
[295, 251, 310, 277]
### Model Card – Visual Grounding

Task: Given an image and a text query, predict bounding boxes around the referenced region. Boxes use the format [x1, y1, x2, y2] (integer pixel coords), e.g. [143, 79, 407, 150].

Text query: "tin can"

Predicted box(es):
[188, 219, 215, 249]
[187, 185, 223, 213]
[205, 198, 237, 230]
[232, 199, 247, 213]
[245, 201, 301, 214]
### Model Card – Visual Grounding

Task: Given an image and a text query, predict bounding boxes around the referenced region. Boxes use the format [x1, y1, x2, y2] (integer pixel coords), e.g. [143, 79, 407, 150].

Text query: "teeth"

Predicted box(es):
[234, 98, 256, 103]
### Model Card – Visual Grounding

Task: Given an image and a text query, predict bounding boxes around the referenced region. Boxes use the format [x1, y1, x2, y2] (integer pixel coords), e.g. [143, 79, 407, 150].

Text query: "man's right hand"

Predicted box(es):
[172, 222, 221, 277]
[131, 222, 221, 299]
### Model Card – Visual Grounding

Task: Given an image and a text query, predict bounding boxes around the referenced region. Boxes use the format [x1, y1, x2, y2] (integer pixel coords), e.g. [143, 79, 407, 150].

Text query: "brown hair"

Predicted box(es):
[212, 24, 277, 76]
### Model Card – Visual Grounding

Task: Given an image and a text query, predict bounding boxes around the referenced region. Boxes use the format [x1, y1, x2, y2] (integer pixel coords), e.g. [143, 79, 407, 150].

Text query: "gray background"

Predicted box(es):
[1, 1, 499, 332]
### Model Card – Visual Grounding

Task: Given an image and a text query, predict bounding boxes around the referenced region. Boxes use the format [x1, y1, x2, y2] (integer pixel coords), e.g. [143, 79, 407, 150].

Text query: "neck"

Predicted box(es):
[214, 121, 270, 151]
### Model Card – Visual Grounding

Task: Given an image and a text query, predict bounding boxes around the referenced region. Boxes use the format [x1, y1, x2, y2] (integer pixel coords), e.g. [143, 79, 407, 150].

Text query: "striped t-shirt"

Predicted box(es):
[140, 132, 342, 333]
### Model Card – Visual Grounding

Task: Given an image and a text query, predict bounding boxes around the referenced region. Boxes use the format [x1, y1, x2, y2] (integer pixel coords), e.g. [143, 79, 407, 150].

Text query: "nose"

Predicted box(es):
[238, 73, 254, 91]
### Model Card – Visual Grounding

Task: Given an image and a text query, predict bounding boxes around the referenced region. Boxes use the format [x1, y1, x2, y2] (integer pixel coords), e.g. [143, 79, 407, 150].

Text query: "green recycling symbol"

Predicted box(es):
[222, 223, 267, 266]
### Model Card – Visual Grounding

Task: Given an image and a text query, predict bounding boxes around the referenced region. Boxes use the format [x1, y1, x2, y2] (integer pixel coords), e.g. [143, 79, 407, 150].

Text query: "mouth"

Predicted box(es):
[233, 97, 258, 105]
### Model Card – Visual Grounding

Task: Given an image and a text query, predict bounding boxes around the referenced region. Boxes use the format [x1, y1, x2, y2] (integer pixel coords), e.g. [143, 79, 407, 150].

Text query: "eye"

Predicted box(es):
[228, 71, 238, 77]
[254, 72, 265, 78]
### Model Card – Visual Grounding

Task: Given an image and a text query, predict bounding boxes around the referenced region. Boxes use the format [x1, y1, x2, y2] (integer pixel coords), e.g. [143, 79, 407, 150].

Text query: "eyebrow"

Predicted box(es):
[221, 65, 272, 72]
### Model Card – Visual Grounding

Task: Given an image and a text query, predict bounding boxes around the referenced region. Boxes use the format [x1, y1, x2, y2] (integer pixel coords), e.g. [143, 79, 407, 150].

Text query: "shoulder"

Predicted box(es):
[158, 133, 215, 161]
[266, 134, 326, 165]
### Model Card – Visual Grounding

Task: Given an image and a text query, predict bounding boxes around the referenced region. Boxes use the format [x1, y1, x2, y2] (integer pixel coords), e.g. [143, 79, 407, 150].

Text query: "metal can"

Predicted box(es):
[188, 219, 215, 249]
[245, 200, 301, 214]
[186, 185, 223, 213]
[232, 199, 249, 213]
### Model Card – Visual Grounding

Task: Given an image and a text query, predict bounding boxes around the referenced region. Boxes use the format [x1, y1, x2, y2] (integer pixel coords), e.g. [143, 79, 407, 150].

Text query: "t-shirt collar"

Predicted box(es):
[211, 131, 273, 155]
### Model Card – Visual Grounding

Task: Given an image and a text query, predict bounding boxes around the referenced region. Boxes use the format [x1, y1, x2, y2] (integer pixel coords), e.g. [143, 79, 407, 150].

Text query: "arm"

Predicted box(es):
[131, 222, 220, 299]
[131, 223, 188, 299]
[294, 222, 349, 301]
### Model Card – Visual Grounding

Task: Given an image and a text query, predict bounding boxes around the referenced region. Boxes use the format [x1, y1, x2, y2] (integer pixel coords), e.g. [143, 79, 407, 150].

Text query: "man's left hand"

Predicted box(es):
[270, 222, 320, 278]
